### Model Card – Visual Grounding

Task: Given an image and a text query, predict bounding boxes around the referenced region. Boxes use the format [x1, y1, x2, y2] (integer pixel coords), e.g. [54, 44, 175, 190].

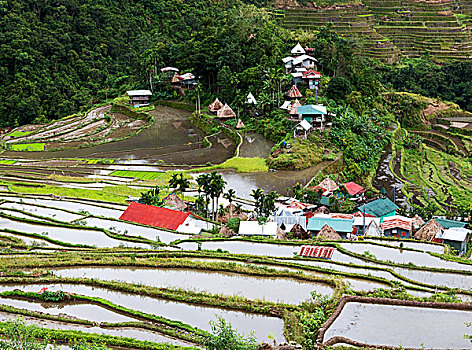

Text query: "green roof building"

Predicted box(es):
[357, 197, 398, 219]
[307, 217, 354, 239]
[434, 218, 467, 230]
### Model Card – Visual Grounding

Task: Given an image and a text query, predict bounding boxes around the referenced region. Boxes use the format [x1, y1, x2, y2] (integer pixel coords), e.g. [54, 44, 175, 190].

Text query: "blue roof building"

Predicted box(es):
[357, 197, 398, 219]
[307, 217, 354, 239]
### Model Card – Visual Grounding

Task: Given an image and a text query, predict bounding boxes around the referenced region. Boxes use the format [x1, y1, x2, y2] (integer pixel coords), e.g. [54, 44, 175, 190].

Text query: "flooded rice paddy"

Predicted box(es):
[365, 239, 444, 254]
[0, 202, 84, 222]
[52, 266, 333, 303]
[0, 217, 149, 248]
[0, 310, 188, 346]
[323, 302, 472, 349]
[0, 284, 285, 343]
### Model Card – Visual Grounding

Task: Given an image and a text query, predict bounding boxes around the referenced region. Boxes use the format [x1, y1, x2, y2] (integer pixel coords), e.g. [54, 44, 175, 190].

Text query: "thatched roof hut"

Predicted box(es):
[316, 224, 342, 240]
[290, 222, 310, 240]
[414, 219, 443, 241]
[219, 226, 236, 238]
[236, 119, 245, 129]
[171, 72, 180, 84]
[163, 193, 188, 211]
[220, 203, 247, 223]
[217, 104, 236, 119]
[208, 98, 223, 113]
[289, 99, 301, 116]
[317, 176, 339, 193]
[314, 206, 330, 215]
[412, 214, 425, 230]
[285, 85, 303, 99]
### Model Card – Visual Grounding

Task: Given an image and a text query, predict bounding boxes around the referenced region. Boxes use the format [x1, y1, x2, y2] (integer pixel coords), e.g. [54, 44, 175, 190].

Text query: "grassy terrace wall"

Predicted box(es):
[279, 0, 472, 60]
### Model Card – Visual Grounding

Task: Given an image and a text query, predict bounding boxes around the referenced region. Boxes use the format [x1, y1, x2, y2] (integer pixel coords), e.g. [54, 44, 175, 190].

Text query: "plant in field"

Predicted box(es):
[39, 290, 65, 302]
[203, 316, 258, 350]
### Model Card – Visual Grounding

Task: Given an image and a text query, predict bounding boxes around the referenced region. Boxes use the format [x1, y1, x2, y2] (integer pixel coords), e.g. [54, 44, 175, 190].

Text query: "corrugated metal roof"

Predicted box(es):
[127, 90, 152, 96]
[381, 215, 412, 231]
[299, 245, 336, 258]
[440, 227, 470, 242]
[343, 182, 365, 196]
[120, 202, 189, 230]
[297, 104, 327, 115]
[435, 218, 467, 229]
[307, 217, 354, 233]
[357, 198, 398, 217]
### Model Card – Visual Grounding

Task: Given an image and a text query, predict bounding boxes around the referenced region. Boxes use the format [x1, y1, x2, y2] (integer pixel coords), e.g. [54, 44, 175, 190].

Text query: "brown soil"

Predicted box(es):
[421, 101, 450, 125]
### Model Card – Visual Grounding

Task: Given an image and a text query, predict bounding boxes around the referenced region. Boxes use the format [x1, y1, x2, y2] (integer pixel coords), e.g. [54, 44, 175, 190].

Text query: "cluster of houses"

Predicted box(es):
[161, 66, 197, 89]
[207, 97, 247, 128]
[280, 44, 330, 138]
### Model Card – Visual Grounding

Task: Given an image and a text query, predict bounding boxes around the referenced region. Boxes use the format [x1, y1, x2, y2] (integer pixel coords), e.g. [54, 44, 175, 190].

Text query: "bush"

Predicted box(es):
[203, 317, 258, 350]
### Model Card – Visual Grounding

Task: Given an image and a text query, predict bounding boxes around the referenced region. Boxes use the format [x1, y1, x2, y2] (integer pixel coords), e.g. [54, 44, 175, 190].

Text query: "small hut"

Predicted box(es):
[236, 119, 245, 129]
[364, 220, 382, 237]
[314, 206, 330, 215]
[412, 214, 425, 231]
[316, 224, 342, 240]
[163, 193, 188, 211]
[217, 104, 236, 119]
[414, 219, 443, 241]
[276, 225, 285, 240]
[171, 72, 181, 86]
[285, 85, 303, 100]
[220, 203, 248, 223]
[290, 223, 310, 240]
[289, 99, 302, 118]
[246, 92, 257, 105]
[208, 98, 223, 113]
[219, 226, 236, 238]
[317, 176, 339, 193]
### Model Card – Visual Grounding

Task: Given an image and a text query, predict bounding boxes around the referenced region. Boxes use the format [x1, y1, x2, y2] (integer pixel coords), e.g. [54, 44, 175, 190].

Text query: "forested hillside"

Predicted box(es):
[0, 0, 286, 126]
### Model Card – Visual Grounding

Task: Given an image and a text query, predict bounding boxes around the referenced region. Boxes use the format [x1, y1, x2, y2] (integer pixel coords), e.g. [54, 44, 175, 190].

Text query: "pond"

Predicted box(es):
[238, 132, 274, 158]
[0, 217, 149, 249]
[52, 266, 333, 304]
[323, 302, 472, 349]
[0, 283, 285, 343]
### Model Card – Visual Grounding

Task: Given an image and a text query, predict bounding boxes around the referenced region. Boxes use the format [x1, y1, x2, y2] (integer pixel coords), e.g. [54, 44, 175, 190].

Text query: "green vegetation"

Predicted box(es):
[203, 317, 258, 350]
[0, 160, 16, 164]
[9, 143, 46, 151]
[194, 157, 269, 173]
[5, 130, 33, 138]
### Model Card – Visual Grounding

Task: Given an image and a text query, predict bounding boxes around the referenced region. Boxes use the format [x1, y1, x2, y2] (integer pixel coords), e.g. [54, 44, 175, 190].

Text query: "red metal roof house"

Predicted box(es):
[120, 202, 189, 230]
[342, 182, 365, 197]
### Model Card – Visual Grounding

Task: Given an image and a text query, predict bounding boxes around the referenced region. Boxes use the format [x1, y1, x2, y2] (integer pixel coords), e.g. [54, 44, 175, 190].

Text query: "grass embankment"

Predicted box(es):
[9, 143, 46, 151]
[267, 138, 327, 171]
[191, 157, 269, 173]
[0, 160, 17, 165]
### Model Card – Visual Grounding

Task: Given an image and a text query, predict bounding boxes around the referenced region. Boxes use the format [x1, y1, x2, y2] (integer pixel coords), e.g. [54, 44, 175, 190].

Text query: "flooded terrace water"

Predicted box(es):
[52, 266, 333, 304]
[0, 310, 188, 346]
[0, 284, 285, 343]
[339, 242, 472, 271]
[323, 302, 472, 349]
[0, 217, 149, 249]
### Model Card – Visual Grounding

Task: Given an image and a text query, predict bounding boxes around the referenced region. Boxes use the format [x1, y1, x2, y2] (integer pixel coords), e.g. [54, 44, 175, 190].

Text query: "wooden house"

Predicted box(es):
[302, 70, 322, 89]
[127, 90, 152, 107]
[381, 215, 413, 239]
[297, 104, 327, 129]
[285, 85, 303, 100]
[294, 119, 312, 139]
[289, 100, 301, 118]
[437, 227, 470, 255]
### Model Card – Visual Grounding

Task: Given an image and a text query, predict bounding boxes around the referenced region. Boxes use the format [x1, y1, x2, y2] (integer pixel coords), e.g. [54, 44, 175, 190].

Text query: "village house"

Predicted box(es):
[342, 182, 365, 199]
[414, 217, 467, 247]
[297, 105, 327, 129]
[302, 69, 322, 90]
[307, 217, 354, 239]
[293, 119, 313, 139]
[238, 221, 283, 239]
[285, 85, 303, 100]
[437, 227, 470, 255]
[282, 43, 318, 74]
[127, 90, 152, 107]
[380, 215, 413, 239]
[216, 104, 236, 119]
[208, 98, 223, 114]
[357, 197, 399, 220]
[313, 176, 339, 196]
[119, 202, 207, 234]
[288, 100, 302, 119]
[352, 215, 380, 236]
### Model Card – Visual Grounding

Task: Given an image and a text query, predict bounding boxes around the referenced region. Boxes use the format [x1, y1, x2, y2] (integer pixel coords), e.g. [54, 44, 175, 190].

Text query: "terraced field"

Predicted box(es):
[2, 104, 151, 152]
[279, 0, 472, 61]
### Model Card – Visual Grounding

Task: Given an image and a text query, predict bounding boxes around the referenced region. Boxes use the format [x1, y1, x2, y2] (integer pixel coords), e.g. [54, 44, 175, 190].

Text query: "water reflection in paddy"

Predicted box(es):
[323, 302, 472, 349]
[52, 266, 332, 303]
[0, 202, 84, 222]
[339, 243, 472, 271]
[0, 310, 188, 346]
[0, 217, 149, 249]
[0, 284, 285, 343]
[365, 239, 444, 254]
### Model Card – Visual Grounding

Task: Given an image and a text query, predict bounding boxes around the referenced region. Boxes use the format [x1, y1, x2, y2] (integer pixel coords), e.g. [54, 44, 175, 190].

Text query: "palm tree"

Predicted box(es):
[169, 173, 179, 192]
[210, 173, 226, 221]
[251, 188, 264, 217]
[176, 173, 190, 199]
[196, 174, 211, 218]
[223, 188, 236, 218]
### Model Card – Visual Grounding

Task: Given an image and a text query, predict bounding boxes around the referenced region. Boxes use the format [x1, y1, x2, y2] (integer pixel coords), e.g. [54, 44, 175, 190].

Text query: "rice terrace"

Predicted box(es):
[1, 0, 472, 349]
